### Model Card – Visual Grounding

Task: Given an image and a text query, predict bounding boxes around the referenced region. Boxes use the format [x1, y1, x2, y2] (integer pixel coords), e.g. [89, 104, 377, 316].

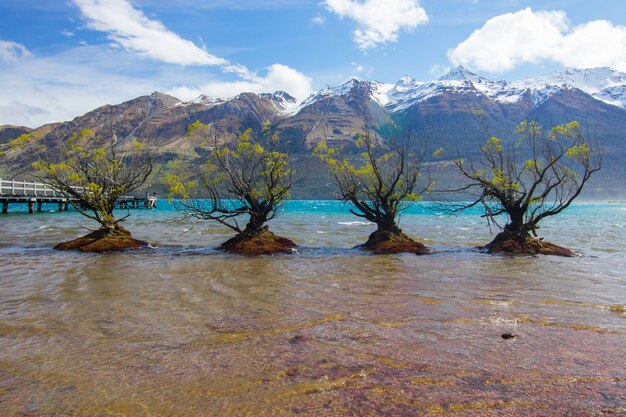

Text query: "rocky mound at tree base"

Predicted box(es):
[221, 227, 297, 255]
[54, 227, 148, 253]
[360, 230, 430, 255]
[483, 231, 575, 257]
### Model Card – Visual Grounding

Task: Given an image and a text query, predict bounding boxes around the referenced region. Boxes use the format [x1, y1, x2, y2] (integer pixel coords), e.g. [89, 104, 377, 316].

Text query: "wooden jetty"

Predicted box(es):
[0, 178, 157, 214]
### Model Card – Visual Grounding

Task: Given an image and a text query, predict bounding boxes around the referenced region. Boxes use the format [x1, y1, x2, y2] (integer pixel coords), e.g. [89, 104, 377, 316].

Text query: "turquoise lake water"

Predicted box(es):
[0, 201, 624, 416]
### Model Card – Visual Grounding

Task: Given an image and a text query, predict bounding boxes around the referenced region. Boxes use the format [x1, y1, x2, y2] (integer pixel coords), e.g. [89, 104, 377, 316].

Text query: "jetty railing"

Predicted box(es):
[0, 178, 84, 197]
[0, 178, 156, 214]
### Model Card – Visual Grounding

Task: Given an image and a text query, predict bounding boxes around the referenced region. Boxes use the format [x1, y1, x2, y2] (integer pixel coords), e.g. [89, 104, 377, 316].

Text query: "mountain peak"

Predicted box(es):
[340, 77, 370, 90]
[271, 91, 296, 102]
[261, 91, 298, 112]
[439, 65, 480, 81]
[315, 78, 369, 97]
[396, 75, 417, 87]
[148, 91, 181, 107]
[188, 94, 227, 106]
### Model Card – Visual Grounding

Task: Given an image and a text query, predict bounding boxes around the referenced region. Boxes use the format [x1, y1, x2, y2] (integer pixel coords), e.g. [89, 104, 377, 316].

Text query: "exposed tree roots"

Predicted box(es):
[483, 231, 575, 257]
[54, 227, 148, 253]
[221, 227, 297, 255]
[360, 230, 430, 255]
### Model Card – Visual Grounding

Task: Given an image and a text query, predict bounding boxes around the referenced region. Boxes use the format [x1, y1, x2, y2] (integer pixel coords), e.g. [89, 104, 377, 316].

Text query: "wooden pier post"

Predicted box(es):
[28, 199, 35, 214]
[37, 200, 43, 212]
[2, 201, 7, 214]
[58, 201, 65, 212]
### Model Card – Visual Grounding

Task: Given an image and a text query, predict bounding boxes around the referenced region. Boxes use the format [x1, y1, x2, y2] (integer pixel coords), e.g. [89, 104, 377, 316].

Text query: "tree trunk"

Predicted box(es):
[242, 212, 268, 236]
[504, 209, 527, 237]
[222, 210, 295, 255]
[99, 211, 121, 233]
[361, 214, 428, 255]
[101, 221, 120, 232]
[375, 215, 401, 235]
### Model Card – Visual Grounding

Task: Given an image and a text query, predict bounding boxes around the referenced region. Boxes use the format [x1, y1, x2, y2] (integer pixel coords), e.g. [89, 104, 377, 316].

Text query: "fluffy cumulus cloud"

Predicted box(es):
[0, 45, 164, 126]
[73, 0, 241, 70]
[0, 40, 32, 62]
[448, 7, 626, 72]
[324, 0, 428, 49]
[71, 0, 312, 99]
[0, 1, 313, 126]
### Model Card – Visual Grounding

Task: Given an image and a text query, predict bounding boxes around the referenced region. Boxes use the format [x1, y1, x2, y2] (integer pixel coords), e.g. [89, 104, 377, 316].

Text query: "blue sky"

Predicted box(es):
[2, 0, 626, 127]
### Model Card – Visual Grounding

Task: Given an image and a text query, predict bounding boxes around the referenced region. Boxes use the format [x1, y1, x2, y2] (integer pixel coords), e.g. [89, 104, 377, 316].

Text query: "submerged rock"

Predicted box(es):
[221, 227, 296, 256]
[360, 230, 430, 255]
[483, 231, 575, 257]
[54, 227, 148, 253]
[289, 335, 311, 344]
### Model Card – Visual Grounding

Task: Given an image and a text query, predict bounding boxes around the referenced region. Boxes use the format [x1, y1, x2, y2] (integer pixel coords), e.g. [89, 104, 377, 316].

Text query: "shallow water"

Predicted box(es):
[0, 202, 625, 416]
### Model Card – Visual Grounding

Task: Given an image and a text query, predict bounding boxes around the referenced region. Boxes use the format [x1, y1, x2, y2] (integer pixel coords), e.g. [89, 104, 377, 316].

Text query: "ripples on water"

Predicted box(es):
[0, 202, 625, 416]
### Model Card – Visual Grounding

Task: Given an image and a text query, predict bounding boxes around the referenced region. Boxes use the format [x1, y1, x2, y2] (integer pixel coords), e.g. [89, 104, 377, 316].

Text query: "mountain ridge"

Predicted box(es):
[6, 66, 626, 131]
[2, 67, 625, 197]
[287, 66, 626, 115]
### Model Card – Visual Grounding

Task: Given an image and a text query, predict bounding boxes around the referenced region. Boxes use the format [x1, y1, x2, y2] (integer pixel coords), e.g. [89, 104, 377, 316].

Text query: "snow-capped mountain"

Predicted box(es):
[431, 66, 565, 107]
[4, 67, 626, 196]
[385, 69, 489, 112]
[260, 91, 298, 112]
[165, 65, 626, 161]
[10, 67, 624, 150]
[187, 94, 228, 106]
[188, 91, 297, 112]
[291, 66, 626, 115]
[287, 78, 393, 115]
[515, 67, 626, 108]
[173, 66, 626, 127]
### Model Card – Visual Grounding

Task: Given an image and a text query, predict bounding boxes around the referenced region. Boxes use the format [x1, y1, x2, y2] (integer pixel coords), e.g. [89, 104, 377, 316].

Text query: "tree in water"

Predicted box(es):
[26, 128, 154, 252]
[315, 130, 431, 254]
[167, 121, 296, 255]
[450, 120, 602, 256]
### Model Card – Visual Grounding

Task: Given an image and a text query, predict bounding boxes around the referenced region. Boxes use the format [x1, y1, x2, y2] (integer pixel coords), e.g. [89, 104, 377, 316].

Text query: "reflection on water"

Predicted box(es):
[0, 202, 625, 416]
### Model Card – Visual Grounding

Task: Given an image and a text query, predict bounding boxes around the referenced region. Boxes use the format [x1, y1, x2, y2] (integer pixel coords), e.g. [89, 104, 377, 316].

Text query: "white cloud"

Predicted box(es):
[0, 45, 313, 127]
[430, 64, 450, 77]
[72, 0, 248, 74]
[72, 0, 310, 92]
[0, 40, 32, 62]
[448, 7, 626, 73]
[311, 15, 326, 25]
[556, 20, 626, 70]
[324, 0, 428, 49]
[168, 64, 313, 102]
[0, 46, 161, 126]
[0, 0, 314, 126]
